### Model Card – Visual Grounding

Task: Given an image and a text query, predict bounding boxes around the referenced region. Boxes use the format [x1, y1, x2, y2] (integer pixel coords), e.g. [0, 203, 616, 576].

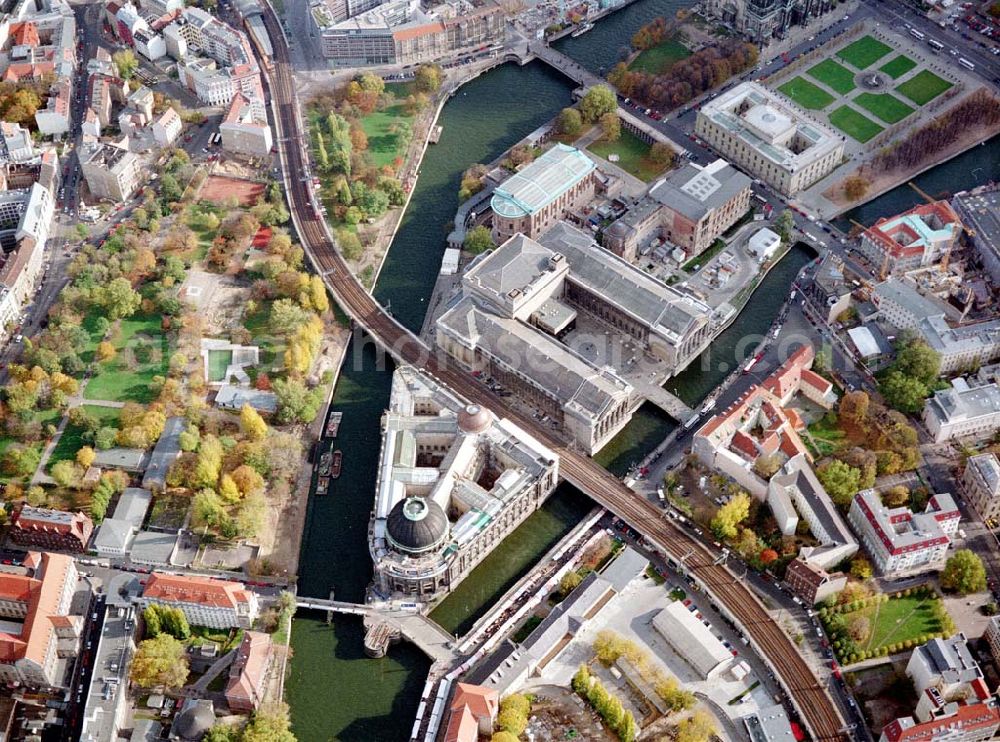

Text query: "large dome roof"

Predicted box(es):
[173, 700, 215, 741]
[386, 497, 449, 554]
[458, 404, 493, 434]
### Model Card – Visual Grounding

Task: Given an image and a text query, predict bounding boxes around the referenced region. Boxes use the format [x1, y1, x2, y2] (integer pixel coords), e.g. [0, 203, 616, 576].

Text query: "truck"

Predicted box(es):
[683, 412, 702, 430]
[743, 357, 759, 374]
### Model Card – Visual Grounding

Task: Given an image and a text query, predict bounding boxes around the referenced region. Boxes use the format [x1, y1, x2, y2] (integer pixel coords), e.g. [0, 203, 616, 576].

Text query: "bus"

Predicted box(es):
[959, 57, 975, 70]
[909, 28, 925, 40]
[212, 133, 223, 145]
[683, 413, 702, 430]
[743, 357, 759, 375]
[928, 38, 944, 51]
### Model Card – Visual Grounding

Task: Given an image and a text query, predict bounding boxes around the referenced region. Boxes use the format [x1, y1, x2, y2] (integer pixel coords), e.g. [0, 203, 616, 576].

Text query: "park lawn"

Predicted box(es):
[833, 595, 949, 658]
[84, 314, 169, 404]
[895, 70, 953, 105]
[828, 105, 884, 143]
[854, 92, 915, 124]
[880, 55, 917, 80]
[0, 409, 62, 483]
[805, 416, 846, 457]
[243, 300, 286, 375]
[358, 102, 416, 170]
[588, 129, 669, 182]
[629, 37, 691, 74]
[48, 406, 121, 470]
[807, 59, 856, 95]
[837, 35, 893, 69]
[185, 203, 223, 262]
[777, 77, 835, 110]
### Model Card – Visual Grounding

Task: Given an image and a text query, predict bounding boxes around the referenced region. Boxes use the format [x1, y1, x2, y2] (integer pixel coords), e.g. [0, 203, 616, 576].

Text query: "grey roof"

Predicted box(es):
[539, 222, 709, 340]
[605, 195, 661, 241]
[600, 546, 648, 592]
[215, 386, 278, 413]
[132, 719, 163, 742]
[911, 635, 982, 687]
[769, 455, 857, 556]
[437, 296, 632, 418]
[968, 453, 1000, 496]
[385, 497, 449, 554]
[93, 518, 135, 553]
[746, 703, 795, 741]
[521, 572, 615, 661]
[648, 159, 751, 223]
[925, 382, 1000, 425]
[141, 417, 185, 491]
[874, 277, 943, 323]
[171, 699, 215, 741]
[652, 600, 732, 677]
[92, 447, 149, 471]
[111, 488, 151, 527]
[918, 314, 1000, 358]
[463, 233, 557, 305]
[131, 530, 179, 566]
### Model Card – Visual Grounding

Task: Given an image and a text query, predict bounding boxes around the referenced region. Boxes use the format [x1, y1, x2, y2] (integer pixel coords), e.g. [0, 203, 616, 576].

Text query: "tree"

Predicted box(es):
[240, 404, 268, 441]
[879, 370, 930, 414]
[75, 446, 96, 470]
[464, 225, 494, 255]
[193, 488, 228, 531]
[242, 703, 296, 742]
[649, 141, 676, 167]
[817, 460, 862, 507]
[143, 605, 162, 637]
[850, 556, 873, 580]
[839, 390, 870, 424]
[491, 733, 520, 742]
[113, 49, 139, 79]
[560, 571, 583, 595]
[580, 85, 617, 123]
[776, 209, 794, 242]
[496, 707, 528, 737]
[848, 615, 871, 642]
[557, 107, 582, 136]
[158, 606, 190, 640]
[2, 445, 40, 477]
[759, 548, 779, 565]
[102, 278, 141, 320]
[96, 341, 116, 362]
[710, 492, 750, 539]
[356, 71, 385, 95]
[414, 64, 442, 93]
[130, 634, 188, 689]
[51, 460, 82, 489]
[273, 378, 324, 424]
[676, 709, 718, 742]
[843, 175, 870, 201]
[618, 711, 637, 742]
[753, 454, 782, 479]
[941, 549, 987, 595]
[883, 485, 910, 507]
[205, 725, 240, 742]
[599, 112, 621, 141]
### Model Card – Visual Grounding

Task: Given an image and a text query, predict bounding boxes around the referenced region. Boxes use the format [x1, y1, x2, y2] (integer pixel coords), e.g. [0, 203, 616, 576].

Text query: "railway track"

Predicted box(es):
[255, 7, 851, 739]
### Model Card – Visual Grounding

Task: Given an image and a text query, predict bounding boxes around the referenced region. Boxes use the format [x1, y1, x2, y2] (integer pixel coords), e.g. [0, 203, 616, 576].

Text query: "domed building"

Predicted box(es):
[170, 699, 215, 741]
[369, 367, 559, 603]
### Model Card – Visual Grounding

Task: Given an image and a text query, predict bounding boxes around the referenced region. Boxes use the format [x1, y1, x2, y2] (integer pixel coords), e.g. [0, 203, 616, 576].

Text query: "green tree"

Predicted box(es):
[101, 277, 141, 320]
[193, 488, 228, 531]
[356, 72, 385, 94]
[204, 725, 240, 742]
[240, 404, 268, 441]
[50, 460, 82, 489]
[579, 85, 617, 123]
[618, 710, 637, 742]
[414, 64, 442, 93]
[496, 707, 527, 736]
[879, 370, 929, 414]
[941, 549, 987, 595]
[557, 107, 582, 136]
[130, 634, 189, 689]
[776, 209, 794, 242]
[850, 556, 873, 580]
[242, 703, 296, 742]
[817, 459, 862, 507]
[159, 606, 190, 639]
[112, 49, 138, 80]
[273, 378, 324, 424]
[649, 141, 676, 167]
[710, 492, 750, 539]
[599, 112, 621, 141]
[464, 225, 494, 255]
[560, 570, 583, 595]
[1, 445, 40, 478]
[143, 605, 163, 637]
[894, 334, 941, 385]
[490, 733, 520, 742]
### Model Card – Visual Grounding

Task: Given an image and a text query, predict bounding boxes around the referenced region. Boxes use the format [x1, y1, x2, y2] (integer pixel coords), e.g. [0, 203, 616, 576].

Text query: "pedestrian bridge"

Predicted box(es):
[295, 597, 459, 665]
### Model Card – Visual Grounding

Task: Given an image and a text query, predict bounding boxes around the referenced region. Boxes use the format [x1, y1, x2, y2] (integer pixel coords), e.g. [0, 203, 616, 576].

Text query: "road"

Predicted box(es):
[255, 5, 850, 739]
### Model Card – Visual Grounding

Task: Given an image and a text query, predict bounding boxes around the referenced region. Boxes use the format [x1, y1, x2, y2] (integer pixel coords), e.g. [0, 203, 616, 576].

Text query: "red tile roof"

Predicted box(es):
[443, 684, 499, 742]
[10, 22, 40, 47]
[143, 573, 253, 609]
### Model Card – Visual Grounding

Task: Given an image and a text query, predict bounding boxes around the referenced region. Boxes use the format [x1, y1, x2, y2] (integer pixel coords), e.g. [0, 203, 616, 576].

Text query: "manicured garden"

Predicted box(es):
[85, 314, 170, 404]
[895, 69, 953, 105]
[629, 37, 692, 74]
[808, 59, 856, 95]
[819, 587, 954, 664]
[854, 92, 915, 124]
[778, 77, 835, 109]
[358, 101, 416, 169]
[588, 129, 670, 182]
[880, 55, 917, 80]
[837, 35, 893, 69]
[829, 105, 884, 143]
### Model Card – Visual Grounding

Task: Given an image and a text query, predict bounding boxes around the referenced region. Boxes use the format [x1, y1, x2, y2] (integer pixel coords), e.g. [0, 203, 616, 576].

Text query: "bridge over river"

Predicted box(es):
[257, 5, 850, 739]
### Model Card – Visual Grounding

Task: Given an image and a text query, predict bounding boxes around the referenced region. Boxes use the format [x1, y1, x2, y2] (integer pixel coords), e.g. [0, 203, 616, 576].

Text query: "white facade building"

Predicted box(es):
[924, 380, 1000, 443]
[138, 573, 259, 629]
[964, 453, 1000, 522]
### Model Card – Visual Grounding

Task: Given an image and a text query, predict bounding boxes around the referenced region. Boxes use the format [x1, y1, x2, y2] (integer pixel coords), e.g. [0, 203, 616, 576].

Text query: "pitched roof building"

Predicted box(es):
[139, 573, 258, 629]
[224, 631, 273, 712]
[858, 201, 962, 277]
[443, 683, 499, 742]
[9, 505, 93, 553]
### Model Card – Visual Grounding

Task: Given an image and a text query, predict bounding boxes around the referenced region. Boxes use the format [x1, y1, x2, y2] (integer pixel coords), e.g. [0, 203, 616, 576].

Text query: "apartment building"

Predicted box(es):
[783, 557, 847, 605]
[79, 142, 144, 202]
[924, 380, 1000, 443]
[224, 631, 273, 712]
[8, 505, 94, 553]
[857, 201, 962, 276]
[490, 144, 598, 242]
[138, 573, 259, 629]
[964, 453, 1000, 522]
[848, 490, 960, 577]
[695, 82, 844, 196]
[219, 93, 273, 157]
[0, 552, 81, 688]
[151, 107, 183, 148]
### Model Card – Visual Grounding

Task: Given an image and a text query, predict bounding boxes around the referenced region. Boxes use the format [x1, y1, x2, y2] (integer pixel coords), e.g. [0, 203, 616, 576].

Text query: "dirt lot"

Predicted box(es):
[198, 175, 264, 206]
[179, 269, 250, 336]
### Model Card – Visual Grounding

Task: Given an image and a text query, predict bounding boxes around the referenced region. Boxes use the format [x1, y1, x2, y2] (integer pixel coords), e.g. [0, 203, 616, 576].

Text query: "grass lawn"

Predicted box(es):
[825, 594, 949, 661]
[358, 102, 416, 170]
[837, 35, 893, 69]
[805, 416, 846, 457]
[629, 37, 691, 74]
[588, 129, 669, 182]
[207, 349, 233, 383]
[808, 59, 856, 95]
[777, 77, 835, 110]
[895, 70, 953, 105]
[185, 203, 222, 262]
[828, 105, 884, 143]
[683, 238, 726, 272]
[85, 314, 169, 404]
[854, 92, 915, 124]
[48, 406, 121, 470]
[879, 55, 917, 80]
[243, 300, 286, 374]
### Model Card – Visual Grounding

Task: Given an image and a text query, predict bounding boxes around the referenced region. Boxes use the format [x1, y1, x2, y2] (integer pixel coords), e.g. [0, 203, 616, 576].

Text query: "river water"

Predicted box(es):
[285, 3, 995, 737]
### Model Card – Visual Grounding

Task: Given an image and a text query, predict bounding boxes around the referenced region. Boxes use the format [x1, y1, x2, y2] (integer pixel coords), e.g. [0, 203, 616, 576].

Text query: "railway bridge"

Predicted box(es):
[254, 5, 852, 739]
